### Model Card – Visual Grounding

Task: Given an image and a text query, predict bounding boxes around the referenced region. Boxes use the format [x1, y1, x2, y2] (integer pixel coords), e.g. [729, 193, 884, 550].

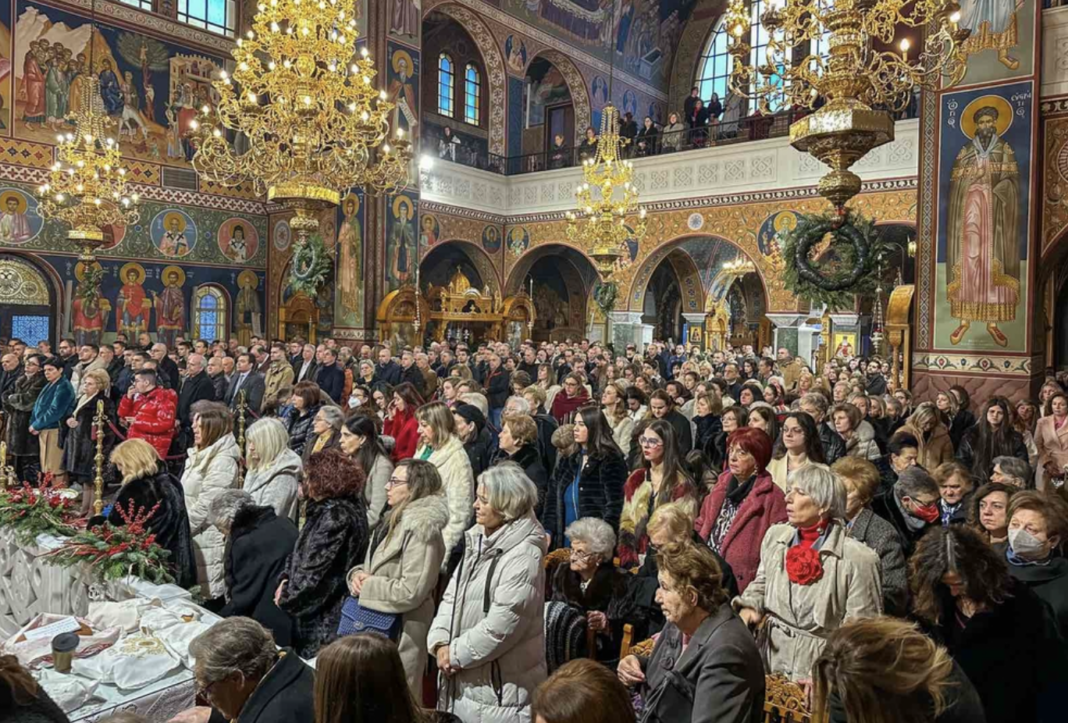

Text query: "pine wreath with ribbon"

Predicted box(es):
[778, 210, 887, 310]
[593, 281, 618, 315]
[289, 233, 331, 297]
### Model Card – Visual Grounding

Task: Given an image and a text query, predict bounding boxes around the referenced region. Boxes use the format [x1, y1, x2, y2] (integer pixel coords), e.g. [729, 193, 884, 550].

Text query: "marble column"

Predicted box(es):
[608, 312, 644, 350]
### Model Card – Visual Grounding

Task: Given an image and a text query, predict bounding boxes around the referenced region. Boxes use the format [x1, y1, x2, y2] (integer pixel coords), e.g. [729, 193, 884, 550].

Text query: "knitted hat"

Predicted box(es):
[454, 403, 486, 431]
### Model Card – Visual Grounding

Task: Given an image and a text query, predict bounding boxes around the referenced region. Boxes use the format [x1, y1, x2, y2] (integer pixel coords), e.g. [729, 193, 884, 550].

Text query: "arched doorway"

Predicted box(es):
[0, 254, 58, 347]
[640, 249, 705, 344]
[506, 244, 599, 342]
[523, 55, 574, 160]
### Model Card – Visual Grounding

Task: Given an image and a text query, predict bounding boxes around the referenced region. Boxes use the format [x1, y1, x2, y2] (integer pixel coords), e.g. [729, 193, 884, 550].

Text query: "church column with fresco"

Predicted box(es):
[912, 0, 1044, 400]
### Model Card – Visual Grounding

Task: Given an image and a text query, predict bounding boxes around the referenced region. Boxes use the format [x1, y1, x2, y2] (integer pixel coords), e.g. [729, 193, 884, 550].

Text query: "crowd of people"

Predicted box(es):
[2, 332, 1067, 723]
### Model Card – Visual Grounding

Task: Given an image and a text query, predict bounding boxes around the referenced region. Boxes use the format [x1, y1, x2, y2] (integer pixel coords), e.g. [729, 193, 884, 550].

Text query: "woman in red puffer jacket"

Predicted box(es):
[383, 382, 424, 463]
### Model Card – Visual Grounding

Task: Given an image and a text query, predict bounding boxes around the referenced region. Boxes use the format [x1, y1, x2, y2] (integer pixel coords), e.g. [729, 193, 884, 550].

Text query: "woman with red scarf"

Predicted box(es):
[383, 382, 423, 463]
[733, 463, 882, 683]
[550, 372, 590, 424]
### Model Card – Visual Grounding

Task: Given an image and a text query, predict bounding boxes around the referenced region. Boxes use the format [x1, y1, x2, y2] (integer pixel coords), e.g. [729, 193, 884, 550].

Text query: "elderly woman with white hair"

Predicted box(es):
[734, 463, 883, 682]
[428, 462, 548, 723]
[242, 417, 302, 522]
[550, 517, 631, 662]
[301, 403, 344, 466]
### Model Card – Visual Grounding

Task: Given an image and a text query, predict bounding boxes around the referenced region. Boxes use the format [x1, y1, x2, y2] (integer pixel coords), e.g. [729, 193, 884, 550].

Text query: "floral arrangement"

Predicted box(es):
[778, 210, 888, 310]
[44, 500, 174, 585]
[0, 473, 79, 545]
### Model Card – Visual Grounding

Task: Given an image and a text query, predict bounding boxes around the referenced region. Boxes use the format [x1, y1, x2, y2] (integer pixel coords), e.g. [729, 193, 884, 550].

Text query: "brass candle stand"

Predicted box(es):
[92, 399, 105, 515]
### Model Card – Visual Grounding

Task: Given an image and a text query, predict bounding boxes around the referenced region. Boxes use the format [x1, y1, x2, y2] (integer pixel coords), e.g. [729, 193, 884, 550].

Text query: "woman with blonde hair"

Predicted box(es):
[243, 417, 301, 522]
[812, 618, 984, 723]
[900, 402, 954, 472]
[347, 459, 450, 695]
[416, 401, 475, 565]
[98, 438, 195, 588]
[600, 380, 635, 457]
[180, 401, 241, 601]
[61, 367, 117, 513]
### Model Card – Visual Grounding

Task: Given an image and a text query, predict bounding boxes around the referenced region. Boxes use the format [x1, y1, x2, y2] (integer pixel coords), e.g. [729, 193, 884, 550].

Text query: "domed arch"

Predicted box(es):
[420, 239, 503, 292]
[423, 2, 507, 157]
[527, 49, 591, 145]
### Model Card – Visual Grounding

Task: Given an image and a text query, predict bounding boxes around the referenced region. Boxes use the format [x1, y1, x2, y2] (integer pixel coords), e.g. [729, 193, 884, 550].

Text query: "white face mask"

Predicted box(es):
[1008, 528, 1050, 560]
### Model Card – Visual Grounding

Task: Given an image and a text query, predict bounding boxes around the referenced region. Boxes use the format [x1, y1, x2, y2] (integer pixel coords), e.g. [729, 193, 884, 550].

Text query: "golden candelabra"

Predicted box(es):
[723, 257, 757, 276]
[36, 75, 141, 260]
[565, 106, 647, 281]
[191, 0, 412, 245]
[92, 399, 106, 515]
[236, 389, 248, 482]
[725, 0, 970, 209]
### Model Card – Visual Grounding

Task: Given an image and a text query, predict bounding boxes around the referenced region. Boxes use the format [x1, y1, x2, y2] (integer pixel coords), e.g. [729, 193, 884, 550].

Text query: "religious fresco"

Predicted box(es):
[500, 0, 696, 88]
[335, 191, 364, 328]
[525, 61, 570, 127]
[756, 211, 797, 273]
[934, 82, 1032, 353]
[387, 43, 419, 134]
[0, 182, 267, 267]
[505, 34, 528, 74]
[481, 224, 502, 253]
[956, 0, 1035, 86]
[0, 0, 12, 133]
[33, 253, 266, 343]
[386, 191, 417, 291]
[14, 1, 225, 168]
[388, 0, 420, 42]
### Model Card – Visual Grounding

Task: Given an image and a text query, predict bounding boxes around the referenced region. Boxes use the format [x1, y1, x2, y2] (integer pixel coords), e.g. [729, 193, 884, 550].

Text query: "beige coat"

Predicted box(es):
[262, 361, 295, 412]
[734, 522, 882, 680]
[766, 455, 811, 493]
[424, 435, 475, 559]
[900, 420, 953, 472]
[349, 493, 449, 696]
[1035, 415, 1068, 490]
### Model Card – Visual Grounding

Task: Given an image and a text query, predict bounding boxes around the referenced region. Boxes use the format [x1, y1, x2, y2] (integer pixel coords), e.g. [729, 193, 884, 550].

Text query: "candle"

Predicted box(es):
[0, 441, 5, 469]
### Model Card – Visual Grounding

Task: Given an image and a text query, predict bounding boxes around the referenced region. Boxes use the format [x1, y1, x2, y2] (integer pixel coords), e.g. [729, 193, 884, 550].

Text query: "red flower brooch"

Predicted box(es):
[785, 545, 823, 586]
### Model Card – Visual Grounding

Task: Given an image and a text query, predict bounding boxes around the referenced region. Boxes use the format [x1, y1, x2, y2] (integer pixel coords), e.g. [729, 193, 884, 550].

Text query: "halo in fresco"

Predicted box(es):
[0, 188, 44, 245]
[217, 218, 260, 263]
[150, 208, 197, 258]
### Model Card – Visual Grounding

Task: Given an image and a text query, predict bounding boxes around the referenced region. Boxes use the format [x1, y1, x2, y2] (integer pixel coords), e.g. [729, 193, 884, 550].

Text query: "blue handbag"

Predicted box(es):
[337, 596, 403, 641]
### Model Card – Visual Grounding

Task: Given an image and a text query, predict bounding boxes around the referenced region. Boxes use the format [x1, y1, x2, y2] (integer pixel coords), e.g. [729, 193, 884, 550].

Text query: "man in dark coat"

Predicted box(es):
[56, 338, 78, 380]
[225, 353, 266, 413]
[0, 352, 23, 404]
[151, 343, 181, 391]
[175, 354, 218, 453]
[192, 617, 316, 723]
[871, 465, 941, 558]
[397, 350, 425, 398]
[375, 346, 401, 387]
[292, 343, 319, 384]
[2, 355, 46, 480]
[215, 492, 299, 646]
[314, 348, 345, 403]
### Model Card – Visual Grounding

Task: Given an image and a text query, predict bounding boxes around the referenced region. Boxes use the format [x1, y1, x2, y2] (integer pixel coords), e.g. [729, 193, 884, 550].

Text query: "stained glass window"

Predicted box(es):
[438, 54, 455, 117]
[464, 64, 481, 125]
[178, 0, 236, 37]
[12, 316, 50, 348]
[193, 286, 228, 342]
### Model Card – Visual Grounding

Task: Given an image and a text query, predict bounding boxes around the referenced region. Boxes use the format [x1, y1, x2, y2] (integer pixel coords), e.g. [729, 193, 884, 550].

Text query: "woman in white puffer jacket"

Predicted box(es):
[415, 401, 475, 564]
[180, 401, 241, 600]
[242, 417, 301, 522]
[428, 462, 547, 723]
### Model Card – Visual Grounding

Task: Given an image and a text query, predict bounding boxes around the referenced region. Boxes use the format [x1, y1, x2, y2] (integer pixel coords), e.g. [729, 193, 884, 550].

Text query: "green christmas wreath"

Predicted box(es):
[778, 210, 887, 310]
[593, 281, 618, 315]
[289, 233, 331, 297]
[75, 265, 106, 305]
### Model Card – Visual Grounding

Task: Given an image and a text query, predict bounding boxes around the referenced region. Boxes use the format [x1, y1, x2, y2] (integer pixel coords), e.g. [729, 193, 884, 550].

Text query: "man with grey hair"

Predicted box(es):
[187, 617, 313, 723]
[871, 464, 942, 557]
[0, 352, 23, 407]
[176, 353, 217, 454]
[991, 455, 1032, 488]
[506, 393, 559, 475]
[208, 491, 298, 646]
[206, 355, 228, 402]
[150, 342, 180, 390]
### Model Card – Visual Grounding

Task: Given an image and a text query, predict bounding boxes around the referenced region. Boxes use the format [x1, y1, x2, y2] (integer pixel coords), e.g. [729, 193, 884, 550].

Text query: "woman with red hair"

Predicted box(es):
[695, 427, 787, 592]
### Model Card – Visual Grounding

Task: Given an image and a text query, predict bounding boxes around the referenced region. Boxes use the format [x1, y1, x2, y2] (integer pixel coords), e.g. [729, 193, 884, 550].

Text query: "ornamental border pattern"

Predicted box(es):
[911, 353, 1034, 376]
[51, 0, 236, 54]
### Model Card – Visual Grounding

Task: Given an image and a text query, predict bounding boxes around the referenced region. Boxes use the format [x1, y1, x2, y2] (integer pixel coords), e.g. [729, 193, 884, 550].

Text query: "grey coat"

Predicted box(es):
[734, 522, 882, 680]
[428, 513, 548, 723]
[847, 507, 908, 616]
[364, 453, 394, 530]
[243, 447, 302, 523]
[349, 493, 449, 697]
[638, 604, 765, 723]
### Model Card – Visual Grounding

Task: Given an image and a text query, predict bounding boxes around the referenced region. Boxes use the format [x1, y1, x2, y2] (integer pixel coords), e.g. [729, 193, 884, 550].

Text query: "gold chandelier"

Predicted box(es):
[191, 0, 411, 244]
[726, 0, 970, 209]
[37, 76, 141, 261]
[565, 106, 647, 281]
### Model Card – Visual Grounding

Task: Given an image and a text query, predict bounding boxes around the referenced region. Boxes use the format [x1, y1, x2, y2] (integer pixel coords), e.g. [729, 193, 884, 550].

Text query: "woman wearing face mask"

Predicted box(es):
[734, 464, 882, 682]
[1034, 391, 1068, 490]
[617, 420, 699, 568]
[958, 397, 1028, 485]
[1004, 491, 1068, 635]
[909, 525, 1066, 723]
[340, 414, 393, 530]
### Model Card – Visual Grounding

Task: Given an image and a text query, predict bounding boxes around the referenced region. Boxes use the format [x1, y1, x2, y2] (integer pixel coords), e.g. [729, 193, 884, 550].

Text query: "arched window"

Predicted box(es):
[464, 64, 481, 125]
[438, 53, 455, 117]
[177, 0, 236, 37]
[193, 286, 228, 342]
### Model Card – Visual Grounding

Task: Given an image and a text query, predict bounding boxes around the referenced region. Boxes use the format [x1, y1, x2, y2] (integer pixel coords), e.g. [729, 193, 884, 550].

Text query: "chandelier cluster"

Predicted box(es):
[723, 257, 756, 276]
[725, 0, 970, 209]
[565, 106, 647, 281]
[36, 76, 141, 260]
[191, 0, 411, 243]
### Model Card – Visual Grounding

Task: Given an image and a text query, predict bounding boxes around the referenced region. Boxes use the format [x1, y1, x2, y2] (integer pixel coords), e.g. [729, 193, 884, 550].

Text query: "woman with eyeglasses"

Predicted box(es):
[346, 459, 449, 696]
[767, 411, 825, 493]
[618, 420, 699, 568]
[544, 405, 628, 549]
[694, 427, 785, 592]
[551, 373, 590, 424]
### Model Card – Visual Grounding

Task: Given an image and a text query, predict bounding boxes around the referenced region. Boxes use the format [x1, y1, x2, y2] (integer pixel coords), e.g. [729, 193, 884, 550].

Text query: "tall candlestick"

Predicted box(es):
[93, 400, 105, 515]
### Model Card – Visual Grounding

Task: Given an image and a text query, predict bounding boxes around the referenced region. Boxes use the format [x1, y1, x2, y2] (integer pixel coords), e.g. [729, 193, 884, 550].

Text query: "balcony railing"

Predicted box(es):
[428, 99, 920, 177]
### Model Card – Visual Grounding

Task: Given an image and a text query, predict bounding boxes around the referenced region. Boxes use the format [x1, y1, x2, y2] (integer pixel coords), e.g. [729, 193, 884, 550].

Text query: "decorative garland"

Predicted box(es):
[289, 233, 331, 297]
[45, 500, 174, 585]
[0, 474, 79, 545]
[593, 282, 618, 315]
[778, 210, 887, 310]
[76, 266, 106, 306]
